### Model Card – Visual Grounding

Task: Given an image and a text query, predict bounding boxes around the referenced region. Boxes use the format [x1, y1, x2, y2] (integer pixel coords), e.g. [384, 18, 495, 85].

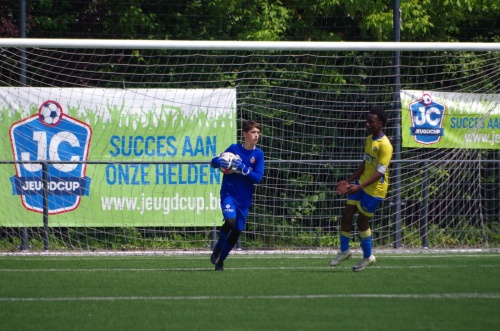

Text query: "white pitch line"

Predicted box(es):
[1, 293, 500, 302]
[0, 264, 499, 272]
[0, 248, 498, 258]
[1, 253, 500, 261]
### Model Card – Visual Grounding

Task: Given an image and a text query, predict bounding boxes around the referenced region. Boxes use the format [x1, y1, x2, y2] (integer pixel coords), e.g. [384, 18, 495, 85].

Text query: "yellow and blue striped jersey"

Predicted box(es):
[360, 134, 393, 198]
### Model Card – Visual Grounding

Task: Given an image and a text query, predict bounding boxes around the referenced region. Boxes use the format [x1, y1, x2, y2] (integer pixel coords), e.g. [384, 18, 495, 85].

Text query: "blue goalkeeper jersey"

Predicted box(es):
[214, 143, 264, 208]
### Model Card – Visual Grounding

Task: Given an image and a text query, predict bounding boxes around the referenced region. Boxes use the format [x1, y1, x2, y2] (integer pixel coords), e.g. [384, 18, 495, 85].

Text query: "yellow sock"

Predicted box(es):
[360, 229, 372, 239]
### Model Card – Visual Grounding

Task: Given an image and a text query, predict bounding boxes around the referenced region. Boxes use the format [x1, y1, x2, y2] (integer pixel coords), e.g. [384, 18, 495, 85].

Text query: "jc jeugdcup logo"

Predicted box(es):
[9, 100, 92, 214]
[409, 93, 446, 145]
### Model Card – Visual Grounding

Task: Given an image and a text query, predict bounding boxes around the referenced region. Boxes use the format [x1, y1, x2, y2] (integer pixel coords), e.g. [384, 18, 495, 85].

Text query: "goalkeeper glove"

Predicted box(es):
[211, 157, 229, 169]
[232, 159, 250, 175]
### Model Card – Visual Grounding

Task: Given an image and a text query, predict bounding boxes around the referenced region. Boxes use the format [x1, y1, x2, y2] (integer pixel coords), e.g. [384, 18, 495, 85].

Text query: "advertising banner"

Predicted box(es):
[401, 90, 500, 149]
[0, 88, 236, 227]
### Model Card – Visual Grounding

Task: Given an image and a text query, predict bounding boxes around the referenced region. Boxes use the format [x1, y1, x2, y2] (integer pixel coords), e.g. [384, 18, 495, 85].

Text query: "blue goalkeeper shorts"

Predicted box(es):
[220, 195, 249, 231]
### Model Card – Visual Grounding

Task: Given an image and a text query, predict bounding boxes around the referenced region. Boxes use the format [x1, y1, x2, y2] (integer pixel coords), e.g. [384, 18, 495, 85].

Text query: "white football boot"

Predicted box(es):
[352, 255, 376, 272]
[329, 250, 352, 266]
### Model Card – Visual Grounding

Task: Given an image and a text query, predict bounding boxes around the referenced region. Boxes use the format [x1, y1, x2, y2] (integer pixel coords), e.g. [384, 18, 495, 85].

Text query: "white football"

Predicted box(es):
[219, 152, 241, 174]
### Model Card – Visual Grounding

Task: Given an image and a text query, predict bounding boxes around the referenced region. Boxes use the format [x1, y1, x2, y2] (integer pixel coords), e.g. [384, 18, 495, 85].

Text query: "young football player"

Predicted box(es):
[209, 120, 265, 271]
[330, 106, 393, 271]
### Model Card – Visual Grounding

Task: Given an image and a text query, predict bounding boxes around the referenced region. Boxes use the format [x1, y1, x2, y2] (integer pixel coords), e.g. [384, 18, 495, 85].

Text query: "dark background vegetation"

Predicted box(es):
[0, 0, 499, 250]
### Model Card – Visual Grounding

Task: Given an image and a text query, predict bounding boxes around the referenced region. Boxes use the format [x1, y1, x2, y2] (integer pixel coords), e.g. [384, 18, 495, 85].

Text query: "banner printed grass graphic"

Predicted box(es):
[401, 90, 500, 149]
[0, 88, 236, 227]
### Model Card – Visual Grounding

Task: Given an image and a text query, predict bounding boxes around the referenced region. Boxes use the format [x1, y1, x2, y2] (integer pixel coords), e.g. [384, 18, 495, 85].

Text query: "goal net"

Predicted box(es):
[0, 40, 499, 252]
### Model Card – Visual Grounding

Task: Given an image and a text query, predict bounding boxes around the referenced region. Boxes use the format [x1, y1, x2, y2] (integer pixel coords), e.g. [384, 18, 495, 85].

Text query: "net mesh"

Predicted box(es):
[0, 44, 499, 252]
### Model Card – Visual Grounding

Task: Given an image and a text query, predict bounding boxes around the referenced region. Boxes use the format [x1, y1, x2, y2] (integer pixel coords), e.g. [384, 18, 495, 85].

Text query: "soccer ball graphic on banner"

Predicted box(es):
[39, 100, 63, 126]
[219, 152, 241, 174]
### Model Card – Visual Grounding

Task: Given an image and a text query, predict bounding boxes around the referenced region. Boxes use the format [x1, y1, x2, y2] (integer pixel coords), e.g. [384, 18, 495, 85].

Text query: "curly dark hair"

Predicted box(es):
[369, 106, 387, 126]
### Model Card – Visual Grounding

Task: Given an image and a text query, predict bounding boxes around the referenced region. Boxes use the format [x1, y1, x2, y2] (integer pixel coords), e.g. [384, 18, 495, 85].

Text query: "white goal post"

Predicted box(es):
[0, 39, 499, 252]
[2, 39, 500, 51]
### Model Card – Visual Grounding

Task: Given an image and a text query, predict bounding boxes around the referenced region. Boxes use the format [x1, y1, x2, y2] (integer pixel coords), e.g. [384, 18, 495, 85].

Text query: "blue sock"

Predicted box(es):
[219, 241, 235, 262]
[360, 229, 372, 258]
[340, 231, 350, 252]
[215, 230, 229, 249]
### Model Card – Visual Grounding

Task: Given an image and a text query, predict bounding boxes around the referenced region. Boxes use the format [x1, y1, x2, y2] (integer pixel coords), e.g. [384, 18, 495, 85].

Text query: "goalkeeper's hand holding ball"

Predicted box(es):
[232, 159, 250, 175]
[211, 157, 229, 169]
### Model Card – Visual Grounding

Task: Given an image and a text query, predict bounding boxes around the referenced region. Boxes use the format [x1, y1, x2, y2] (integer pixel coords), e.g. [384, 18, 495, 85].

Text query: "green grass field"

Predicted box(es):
[1, 252, 499, 331]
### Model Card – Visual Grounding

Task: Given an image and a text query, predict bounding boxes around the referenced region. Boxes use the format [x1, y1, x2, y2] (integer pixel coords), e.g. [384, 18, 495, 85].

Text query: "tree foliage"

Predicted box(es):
[0, 1, 498, 246]
[1, 0, 499, 41]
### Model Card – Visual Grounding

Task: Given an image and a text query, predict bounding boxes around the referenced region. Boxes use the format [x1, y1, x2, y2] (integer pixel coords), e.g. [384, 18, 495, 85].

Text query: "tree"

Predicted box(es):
[1, 0, 498, 42]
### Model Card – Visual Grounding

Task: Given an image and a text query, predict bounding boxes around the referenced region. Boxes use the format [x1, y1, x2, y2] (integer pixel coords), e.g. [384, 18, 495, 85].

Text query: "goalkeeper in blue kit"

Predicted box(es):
[209, 120, 265, 271]
[330, 106, 393, 272]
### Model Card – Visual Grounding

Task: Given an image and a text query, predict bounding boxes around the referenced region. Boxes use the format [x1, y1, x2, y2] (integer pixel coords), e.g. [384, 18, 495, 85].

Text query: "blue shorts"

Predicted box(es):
[347, 188, 383, 217]
[220, 195, 249, 231]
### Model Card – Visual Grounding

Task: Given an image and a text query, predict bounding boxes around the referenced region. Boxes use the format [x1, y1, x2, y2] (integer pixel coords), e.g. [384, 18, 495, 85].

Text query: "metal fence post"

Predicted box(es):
[42, 162, 50, 250]
[18, 0, 29, 251]
[421, 161, 430, 248]
[210, 225, 217, 249]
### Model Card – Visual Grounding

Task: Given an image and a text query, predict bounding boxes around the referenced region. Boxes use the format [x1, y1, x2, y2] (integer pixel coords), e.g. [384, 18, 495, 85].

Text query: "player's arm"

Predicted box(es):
[233, 153, 264, 184]
[356, 171, 384, 190]
[337, 162, 364, 194]
[346, 162, 365, 183]
[246, 157, 264, 184]
[347, 142, 392, 194]
[344, 167, 383, 195]
[378, 141, 393, 168]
